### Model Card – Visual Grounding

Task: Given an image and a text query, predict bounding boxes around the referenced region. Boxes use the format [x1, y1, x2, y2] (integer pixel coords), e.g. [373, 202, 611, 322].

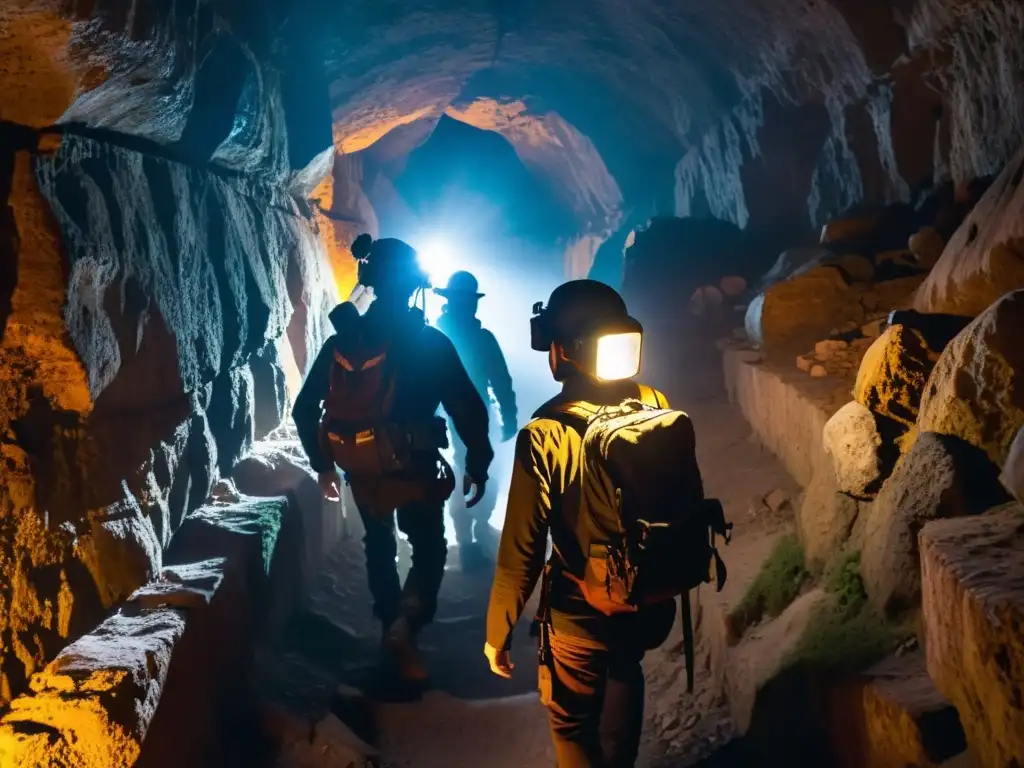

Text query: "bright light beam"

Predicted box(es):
[416, 236, 458, 289]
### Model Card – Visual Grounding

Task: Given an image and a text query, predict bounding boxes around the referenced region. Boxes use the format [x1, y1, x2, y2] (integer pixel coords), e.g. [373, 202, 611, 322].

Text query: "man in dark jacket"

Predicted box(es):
[434, 271, 518, 569]
[484, 280, 677, 767]
[293, 235, 494, 682]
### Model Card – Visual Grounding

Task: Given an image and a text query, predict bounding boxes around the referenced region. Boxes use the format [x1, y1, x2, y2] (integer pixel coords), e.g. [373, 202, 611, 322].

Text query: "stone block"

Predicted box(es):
[825, 652, 966, 768]
[921, 507, 1024, 767]
[822, 401, 896, 500]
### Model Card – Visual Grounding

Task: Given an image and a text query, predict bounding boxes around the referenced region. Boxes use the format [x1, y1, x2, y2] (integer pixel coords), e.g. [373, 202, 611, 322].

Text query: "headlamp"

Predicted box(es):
[530, 301, 643, 381]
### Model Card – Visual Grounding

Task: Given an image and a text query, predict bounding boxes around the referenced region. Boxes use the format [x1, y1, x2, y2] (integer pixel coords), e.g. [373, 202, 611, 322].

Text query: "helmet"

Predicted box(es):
[531, 280, 643, 380]
[434, 270, 484, 298]
[354, 235, 428, 292]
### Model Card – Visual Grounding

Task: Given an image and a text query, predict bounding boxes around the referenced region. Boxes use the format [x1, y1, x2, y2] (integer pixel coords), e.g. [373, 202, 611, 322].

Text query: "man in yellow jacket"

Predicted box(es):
[484, 280, 678, 767]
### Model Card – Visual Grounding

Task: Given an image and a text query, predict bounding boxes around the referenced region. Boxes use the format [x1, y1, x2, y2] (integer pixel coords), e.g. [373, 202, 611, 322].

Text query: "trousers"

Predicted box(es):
[357, 499, 447, 633]
[546, 633, 646, 768]
[449, 430, 499, 546]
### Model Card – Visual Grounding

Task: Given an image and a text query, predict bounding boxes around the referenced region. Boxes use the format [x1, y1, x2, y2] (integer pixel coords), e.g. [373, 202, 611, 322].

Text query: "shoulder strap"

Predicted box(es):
[636, 384, 664, 408]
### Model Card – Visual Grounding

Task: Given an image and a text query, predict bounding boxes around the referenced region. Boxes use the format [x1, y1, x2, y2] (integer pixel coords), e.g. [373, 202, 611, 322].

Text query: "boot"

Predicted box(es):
[383, 616, 429, 683]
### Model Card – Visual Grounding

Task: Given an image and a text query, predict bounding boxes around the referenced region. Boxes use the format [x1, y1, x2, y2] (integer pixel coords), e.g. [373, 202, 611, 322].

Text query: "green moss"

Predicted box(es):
[729, 533, 810, 633]
[823, 550, 868, 616]
[784, 597, 908, 674]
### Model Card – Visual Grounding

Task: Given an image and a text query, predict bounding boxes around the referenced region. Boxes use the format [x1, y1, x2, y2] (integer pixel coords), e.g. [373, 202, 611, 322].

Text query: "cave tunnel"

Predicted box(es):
[2, 1, 1024, 767]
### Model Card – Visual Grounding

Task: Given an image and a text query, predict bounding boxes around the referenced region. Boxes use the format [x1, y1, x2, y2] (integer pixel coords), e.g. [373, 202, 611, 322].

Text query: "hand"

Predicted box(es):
[484, 643, 513, 679]
[318, 471, 342, 502]
[501, 423, 518, 443]
[463, 474, 486, 508]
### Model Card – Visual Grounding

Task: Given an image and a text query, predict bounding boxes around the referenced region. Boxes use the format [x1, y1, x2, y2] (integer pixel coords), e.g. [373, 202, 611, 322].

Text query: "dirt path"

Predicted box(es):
[257, 360, 798, 768]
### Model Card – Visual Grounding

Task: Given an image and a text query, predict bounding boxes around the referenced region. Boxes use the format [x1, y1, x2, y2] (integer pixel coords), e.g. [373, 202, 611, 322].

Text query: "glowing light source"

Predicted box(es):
[595, 332, 642, 381]
[416, 237, 458, 288]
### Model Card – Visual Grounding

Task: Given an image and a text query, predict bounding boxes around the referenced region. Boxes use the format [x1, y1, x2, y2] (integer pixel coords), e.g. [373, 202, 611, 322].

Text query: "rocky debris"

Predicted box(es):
[854, 324, 940, 429]
[1001, 426, 1024, 503]
[763, 488, 791, 514]
[916, 290, 1024, 467]
[276, 713, 378, 768]
[810, 364, 828, 378]
[795, 334, 876, 380]
[920, 506, 1024, 767]
[860, 432, 1010, 617]
[916, 145, 1024, 315]
[908, 227, 945, 270]
[826, 652, 967, 768]
[834, 254, 875, 283]
[822, 401, 897, 500]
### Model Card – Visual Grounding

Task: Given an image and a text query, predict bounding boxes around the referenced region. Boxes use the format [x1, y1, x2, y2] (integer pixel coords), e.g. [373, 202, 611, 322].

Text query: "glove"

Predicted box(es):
[318, 471, 342, 502]
[464, 474, 486, 508]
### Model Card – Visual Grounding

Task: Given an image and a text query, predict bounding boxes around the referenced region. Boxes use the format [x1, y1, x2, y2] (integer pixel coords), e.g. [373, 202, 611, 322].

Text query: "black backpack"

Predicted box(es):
[550, 386, 732, 690]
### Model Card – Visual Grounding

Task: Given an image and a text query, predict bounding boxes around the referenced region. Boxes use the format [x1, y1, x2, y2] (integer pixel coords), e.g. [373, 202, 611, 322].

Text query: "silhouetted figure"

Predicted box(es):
[434, 270, 518, 570]
[293, 235, 494, 683]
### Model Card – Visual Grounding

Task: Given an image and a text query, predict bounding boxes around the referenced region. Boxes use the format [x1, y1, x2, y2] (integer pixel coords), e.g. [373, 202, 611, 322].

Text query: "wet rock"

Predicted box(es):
[276, 713, 377, 768]
[854, 324, 940, 429]
[1000, 426, 1024, 503]
[908, 227, 945, 270]
[826, 652, 966, 768]
[921, 506, 1024, 767]
[861, 432, 1010, 617]
[916, 290, 1024, 467]
[822, 401, 896, 500]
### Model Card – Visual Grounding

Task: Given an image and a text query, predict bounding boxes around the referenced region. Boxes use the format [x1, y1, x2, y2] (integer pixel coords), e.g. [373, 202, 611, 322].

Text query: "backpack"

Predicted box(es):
[550, 385, 732, 690]
[318, 309, 453, 507]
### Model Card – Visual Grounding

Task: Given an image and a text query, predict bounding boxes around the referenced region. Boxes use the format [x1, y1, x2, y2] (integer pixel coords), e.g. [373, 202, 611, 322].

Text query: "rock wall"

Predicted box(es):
[0, 126, 335, 707]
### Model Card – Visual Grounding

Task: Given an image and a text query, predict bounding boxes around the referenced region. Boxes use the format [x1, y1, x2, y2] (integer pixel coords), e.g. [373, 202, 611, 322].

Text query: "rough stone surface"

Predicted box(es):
[921, 506, 1024, 768]
[826, 652, 967, 768]
[745, 266, 851, 348]
[798, 465, 862, 568]
[232, 437, 346, 586]
[0, 129, 333, 705]
[908, 227, 945, 270]
[854, 324, 941, 429]
[1002, 426, 1024, 504]
[861, 432, 1010, 617]
[916, 145, 1024, 315]
[822, 401, 895, 500]
[276, 713, 377, 768]
[916, 290, 1024, 467]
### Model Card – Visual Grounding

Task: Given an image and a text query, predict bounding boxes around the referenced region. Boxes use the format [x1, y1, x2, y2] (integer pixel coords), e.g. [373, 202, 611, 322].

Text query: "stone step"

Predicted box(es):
[825, 651, 967, 768]
[920, 504, 1024, 767]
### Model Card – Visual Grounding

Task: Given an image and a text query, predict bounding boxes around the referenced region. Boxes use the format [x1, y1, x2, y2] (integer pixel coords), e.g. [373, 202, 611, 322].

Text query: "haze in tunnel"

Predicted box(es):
[369, 115, 573, 542]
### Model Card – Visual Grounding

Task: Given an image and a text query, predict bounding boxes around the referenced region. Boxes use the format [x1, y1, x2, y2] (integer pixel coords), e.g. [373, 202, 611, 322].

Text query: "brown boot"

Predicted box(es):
[383, 617, 429, 683]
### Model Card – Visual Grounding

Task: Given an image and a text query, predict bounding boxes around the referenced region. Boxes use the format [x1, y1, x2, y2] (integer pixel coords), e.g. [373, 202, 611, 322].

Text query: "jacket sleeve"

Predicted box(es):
[482, 330, 518, 432]
[436, 330, 494, 482]
[291, 338, 336, 474]
[486, 426, 551, 651]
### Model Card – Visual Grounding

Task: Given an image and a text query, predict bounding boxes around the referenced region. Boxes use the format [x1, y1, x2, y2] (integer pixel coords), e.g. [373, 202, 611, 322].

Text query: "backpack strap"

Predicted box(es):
[636, 384, 667, 409]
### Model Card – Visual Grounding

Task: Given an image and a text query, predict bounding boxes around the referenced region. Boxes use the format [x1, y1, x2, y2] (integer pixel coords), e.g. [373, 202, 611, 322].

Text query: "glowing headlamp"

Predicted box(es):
[594, 331, 642, 380]
[531, 302, 643, 381]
